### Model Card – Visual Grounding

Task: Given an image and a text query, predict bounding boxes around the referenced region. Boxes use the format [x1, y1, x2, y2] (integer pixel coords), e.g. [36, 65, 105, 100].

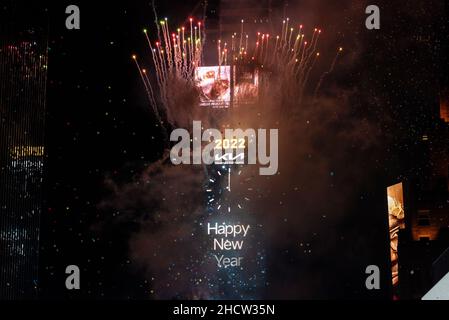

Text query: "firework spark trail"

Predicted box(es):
[198, 22, 203, 65]
[239, 19, 244, 53]
[142, 69, 161, 120]
[271, 35, 279, 64]
[301, 52, 320, 94]
[218, 39, 222, 75]
[189, 18, 194, 69]
[151, 0, 161, 41]
[283, 18, 289, 45]
[161, 19, 173, 71]
[132, 55, 155, 108]
[224, 43, 228, 65]
[314, 47, 343, 99]
[288, 27, 294, 50]
[297, 30, 320, 80]
[144, 30, 164, 102]
[132, 53, 170, 142]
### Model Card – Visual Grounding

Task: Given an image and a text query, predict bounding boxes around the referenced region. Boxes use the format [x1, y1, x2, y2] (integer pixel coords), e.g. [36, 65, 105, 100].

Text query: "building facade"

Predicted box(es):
[0, 2, 48, 299]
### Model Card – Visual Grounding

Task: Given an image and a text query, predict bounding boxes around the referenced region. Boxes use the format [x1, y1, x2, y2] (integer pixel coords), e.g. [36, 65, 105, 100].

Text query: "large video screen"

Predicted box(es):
[234, 66, 259, 105]
[196, 66, 231, 108]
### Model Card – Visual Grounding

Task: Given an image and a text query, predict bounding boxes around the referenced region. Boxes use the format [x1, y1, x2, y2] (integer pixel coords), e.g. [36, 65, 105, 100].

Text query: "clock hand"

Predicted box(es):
[228, 167, 231, 192]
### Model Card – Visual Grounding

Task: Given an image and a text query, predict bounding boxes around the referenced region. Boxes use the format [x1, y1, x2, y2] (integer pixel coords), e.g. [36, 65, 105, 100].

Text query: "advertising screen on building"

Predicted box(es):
[387, 182, 405, 287]
[234, 67, 259, 106]
[196, 66, 231, 108]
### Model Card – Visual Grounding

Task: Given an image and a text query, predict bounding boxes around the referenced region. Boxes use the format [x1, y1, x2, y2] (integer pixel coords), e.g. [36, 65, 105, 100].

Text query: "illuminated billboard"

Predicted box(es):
[234, 66, 259, 105]
[195, 65, 260, 108]
[196, 66, 231, 108]
[387, 182, 405, 287]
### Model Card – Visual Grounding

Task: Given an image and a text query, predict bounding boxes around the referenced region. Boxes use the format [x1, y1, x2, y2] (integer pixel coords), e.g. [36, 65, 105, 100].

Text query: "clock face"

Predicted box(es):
[206, 164, 251, 214]
[203, 139, 251, 214]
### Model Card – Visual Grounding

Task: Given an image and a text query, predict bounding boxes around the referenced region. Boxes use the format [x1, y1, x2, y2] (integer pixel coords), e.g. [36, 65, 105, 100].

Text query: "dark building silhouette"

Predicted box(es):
[202, 0, 285, 64]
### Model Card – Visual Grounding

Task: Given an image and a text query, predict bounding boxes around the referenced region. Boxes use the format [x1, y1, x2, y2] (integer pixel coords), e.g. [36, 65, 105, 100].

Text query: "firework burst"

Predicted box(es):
[133, 17, 343, 127]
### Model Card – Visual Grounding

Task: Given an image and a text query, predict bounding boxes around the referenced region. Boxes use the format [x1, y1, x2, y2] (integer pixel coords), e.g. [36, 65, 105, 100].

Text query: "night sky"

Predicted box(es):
[5, 0, 447, 299]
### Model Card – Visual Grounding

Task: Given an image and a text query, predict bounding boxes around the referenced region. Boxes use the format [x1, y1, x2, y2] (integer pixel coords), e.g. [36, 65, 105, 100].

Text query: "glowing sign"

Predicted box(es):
[10, 146, 44, 159]
[169, 121, 279, 175]
[213, 139, 245, 164]
[196, 66, 230, 108]
[387, 182, 405, 287]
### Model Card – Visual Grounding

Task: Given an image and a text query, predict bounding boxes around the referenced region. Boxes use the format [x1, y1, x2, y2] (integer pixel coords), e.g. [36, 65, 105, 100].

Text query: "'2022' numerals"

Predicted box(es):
[214, 138, 245, 149]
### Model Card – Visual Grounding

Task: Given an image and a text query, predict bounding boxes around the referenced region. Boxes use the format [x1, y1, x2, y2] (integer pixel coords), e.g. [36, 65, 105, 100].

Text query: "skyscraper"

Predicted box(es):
[0, 2, 48, 299]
